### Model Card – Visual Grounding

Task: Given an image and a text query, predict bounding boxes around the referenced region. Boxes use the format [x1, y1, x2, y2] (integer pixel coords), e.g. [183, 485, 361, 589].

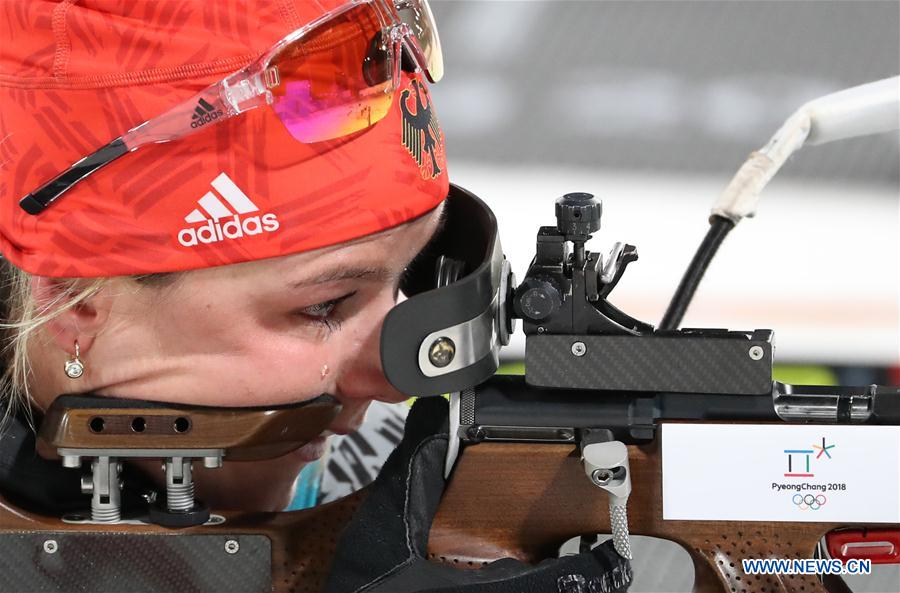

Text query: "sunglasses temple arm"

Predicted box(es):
[18, 81, 250, 215]
[398, 29, 433, 83]
[19, 138, 129, 215]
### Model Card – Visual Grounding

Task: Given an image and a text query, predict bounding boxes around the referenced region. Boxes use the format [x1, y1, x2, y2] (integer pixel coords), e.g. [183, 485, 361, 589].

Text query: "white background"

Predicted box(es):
[662, 423, 900, 522]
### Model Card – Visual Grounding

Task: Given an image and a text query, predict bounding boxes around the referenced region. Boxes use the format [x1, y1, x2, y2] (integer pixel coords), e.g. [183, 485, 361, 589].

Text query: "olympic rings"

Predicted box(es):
[792, 493, 827, 510]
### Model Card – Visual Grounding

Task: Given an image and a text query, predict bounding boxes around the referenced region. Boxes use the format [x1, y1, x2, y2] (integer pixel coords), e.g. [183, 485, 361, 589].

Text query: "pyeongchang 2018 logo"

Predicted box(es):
[177, 173, 279, 247]
[782, 438, 836, 478]
[773, 437, 841, 512]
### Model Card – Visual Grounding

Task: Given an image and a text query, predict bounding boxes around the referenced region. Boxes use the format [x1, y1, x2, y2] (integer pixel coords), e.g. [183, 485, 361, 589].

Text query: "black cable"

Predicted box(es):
[659, 215, 736, 331]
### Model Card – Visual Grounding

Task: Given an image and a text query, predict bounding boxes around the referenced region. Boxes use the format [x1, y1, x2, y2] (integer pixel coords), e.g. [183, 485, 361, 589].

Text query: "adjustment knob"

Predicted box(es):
[555, 192, 602, 237]
[514, 278, 562, 322]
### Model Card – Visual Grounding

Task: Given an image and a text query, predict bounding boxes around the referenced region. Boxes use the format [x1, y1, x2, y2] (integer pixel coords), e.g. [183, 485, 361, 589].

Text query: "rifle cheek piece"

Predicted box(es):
[37, 394, 340, 526]
[381, 184, 513, 397]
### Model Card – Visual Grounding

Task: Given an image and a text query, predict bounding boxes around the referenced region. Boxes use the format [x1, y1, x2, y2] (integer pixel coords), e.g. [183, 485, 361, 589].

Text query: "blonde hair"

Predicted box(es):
[0, 258, 171, 430]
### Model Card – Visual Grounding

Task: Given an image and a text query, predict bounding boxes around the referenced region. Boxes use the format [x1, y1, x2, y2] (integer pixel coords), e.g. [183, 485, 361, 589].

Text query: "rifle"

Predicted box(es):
[402, 191, 900, 593]
[2, 80, 899, 593]
[378, 76, 900, 592]
[4, 188, 895, 593]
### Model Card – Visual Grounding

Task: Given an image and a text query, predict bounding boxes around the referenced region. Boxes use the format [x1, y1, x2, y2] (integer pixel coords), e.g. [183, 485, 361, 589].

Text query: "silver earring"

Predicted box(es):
[64, 341, 85, 379]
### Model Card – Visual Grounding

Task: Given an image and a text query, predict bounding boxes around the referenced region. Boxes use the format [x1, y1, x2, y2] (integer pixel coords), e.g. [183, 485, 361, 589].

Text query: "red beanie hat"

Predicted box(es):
[0, 0, 448, 278]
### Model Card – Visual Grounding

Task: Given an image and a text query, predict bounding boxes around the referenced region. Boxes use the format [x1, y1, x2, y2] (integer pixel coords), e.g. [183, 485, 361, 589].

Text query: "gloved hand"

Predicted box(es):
[324, 397, 633, 593]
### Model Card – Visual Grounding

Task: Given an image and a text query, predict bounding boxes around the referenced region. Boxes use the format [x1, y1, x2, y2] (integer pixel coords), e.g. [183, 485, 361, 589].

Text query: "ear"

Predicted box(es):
[30, 277, 112, 357]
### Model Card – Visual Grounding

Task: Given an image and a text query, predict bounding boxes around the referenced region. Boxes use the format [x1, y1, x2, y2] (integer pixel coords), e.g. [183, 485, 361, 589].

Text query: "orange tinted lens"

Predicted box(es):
[270, 3, 394, 143]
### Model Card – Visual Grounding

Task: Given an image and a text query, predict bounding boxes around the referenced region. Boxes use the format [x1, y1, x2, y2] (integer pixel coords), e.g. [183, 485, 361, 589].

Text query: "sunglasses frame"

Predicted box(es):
[19, 0, 439, 216]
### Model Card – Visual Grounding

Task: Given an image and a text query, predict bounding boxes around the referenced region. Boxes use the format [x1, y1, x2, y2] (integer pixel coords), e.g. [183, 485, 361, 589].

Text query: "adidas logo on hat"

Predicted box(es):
[190, 98, 224, 128]
[177, 173, 280, 247]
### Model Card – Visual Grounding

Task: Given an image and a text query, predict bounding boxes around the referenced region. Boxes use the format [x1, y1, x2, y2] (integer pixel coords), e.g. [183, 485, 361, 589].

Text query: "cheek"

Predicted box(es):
[309, 296, 394, 376]
[140, 286, 398, 407]
[153, 308, 344, 405]
[150, 296, 249, 355]
[242, 293, 399, 398]
[343, 291, 397, 346]
[212, 339, 345, 405]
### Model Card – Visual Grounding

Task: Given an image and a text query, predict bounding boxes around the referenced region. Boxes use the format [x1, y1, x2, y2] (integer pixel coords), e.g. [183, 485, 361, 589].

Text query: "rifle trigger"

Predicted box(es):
[582, 440, 633, 560]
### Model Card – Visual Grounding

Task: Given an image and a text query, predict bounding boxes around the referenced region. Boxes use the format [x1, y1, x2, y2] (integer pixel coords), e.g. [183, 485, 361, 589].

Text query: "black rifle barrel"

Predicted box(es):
[465, 375, 900, 444]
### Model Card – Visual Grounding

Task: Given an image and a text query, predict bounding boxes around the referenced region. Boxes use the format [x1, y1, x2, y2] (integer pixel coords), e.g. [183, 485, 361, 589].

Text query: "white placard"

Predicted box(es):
[661, 424, 900, 522]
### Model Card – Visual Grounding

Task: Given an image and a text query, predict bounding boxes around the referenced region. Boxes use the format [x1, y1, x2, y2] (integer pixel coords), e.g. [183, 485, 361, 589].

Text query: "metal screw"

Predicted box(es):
[428, 337, 456, 368]
[571, 341, 587, 357]
[203, 456, 223, 469]
[749, 346, 764, 361]
[224, 539, 240, 554]
[591, 468, 614, 486]
[43, 540, 58, 554]
[465, 425, 487, 442]
[537, 326, 546, 334]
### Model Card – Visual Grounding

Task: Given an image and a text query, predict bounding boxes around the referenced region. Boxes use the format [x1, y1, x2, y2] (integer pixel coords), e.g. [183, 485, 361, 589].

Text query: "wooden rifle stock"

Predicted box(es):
[0, 394, 362, 593]
[0, 439, 883, 593]
[2, 392, 894, 592]
[428, 438, 880, 593]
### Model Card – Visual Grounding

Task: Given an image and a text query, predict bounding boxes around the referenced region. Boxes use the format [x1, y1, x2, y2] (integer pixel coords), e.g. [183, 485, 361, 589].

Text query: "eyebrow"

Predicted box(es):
[288, 203, 449, 290]
[289, 267, 396, 288]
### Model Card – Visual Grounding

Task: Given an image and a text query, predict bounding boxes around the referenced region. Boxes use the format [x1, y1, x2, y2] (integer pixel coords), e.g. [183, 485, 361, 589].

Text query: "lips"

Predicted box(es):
[293, 435, 330, 462]
[326, 403, 368, 436]
[325, 422, 360, 436]
[292, 418, 363, 461]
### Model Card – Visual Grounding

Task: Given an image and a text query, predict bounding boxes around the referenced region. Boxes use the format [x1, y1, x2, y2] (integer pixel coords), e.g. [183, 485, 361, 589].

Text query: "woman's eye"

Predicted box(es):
[302, 300, 337, 318]
[295, 292, 357, 331]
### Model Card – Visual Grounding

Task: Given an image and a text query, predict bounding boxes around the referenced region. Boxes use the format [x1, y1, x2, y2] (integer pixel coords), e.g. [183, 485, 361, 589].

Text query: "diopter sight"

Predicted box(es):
[512, 192, 653, 337]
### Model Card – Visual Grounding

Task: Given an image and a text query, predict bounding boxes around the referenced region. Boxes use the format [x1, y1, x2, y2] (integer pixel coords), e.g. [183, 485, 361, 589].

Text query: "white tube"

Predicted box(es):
[804, 76, 899, 145]
[712, 76, 899, 224]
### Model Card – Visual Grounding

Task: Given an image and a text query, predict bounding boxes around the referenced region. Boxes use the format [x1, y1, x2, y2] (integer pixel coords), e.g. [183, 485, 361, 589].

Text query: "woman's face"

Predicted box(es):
[28, 204, 444, 508]
[85, 205, 442, 431]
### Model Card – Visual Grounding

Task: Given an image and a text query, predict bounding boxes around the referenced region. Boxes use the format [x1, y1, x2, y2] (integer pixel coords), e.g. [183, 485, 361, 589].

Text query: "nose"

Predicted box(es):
[333, 298, 410, 408]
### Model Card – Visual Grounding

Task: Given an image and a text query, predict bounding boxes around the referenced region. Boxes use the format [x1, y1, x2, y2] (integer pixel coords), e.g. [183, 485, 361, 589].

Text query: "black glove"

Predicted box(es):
[324, 397, 633, 593]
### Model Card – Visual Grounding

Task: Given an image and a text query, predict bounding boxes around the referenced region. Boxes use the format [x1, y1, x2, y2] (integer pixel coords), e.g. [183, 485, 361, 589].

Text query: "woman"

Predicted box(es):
[0, 4, 637, 591]
[0, 0, 447, 512]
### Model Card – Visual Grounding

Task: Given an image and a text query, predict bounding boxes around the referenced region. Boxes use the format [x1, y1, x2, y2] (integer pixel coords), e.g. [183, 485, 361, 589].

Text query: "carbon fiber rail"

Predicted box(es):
[455, 375, 900, 445]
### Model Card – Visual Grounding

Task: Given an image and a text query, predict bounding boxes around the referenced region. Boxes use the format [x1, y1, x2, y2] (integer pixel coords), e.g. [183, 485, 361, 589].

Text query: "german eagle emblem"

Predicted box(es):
[401, 79, 444, 179]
